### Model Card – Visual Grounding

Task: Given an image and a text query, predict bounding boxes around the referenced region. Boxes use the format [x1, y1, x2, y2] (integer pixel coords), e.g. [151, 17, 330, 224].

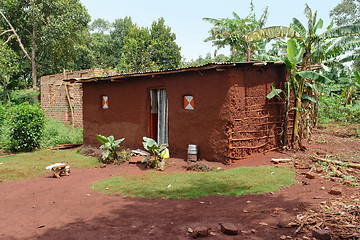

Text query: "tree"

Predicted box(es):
[0, 0, 90, 88]
[330, 0, 360, 71]
[181, 53, 229, 67]
[90, 18, 111, 34]
[247, 4, 360, 147]
[203, 1, 268, 61]
[0, 40, 18, 104]
[119, 24, 157, 73]
[330, 0, 360, 25]
[150, 17, 181, 70]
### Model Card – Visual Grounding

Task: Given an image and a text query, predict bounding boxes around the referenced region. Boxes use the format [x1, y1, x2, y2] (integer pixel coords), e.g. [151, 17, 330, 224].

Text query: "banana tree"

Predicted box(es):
[246, 4, 360, 148]
[203, 1, 268, 61]
[96, 134, 125, 163]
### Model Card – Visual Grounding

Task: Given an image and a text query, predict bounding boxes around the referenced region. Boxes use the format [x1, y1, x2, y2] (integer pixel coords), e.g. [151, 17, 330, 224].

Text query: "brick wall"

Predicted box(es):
[40, 69, 117, 128]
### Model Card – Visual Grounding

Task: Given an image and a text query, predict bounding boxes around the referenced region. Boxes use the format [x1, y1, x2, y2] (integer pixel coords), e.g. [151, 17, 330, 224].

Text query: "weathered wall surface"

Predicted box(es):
[82, 63, 287, 162]
[40, 69, 116, 128]
[226, 64, 287, 160]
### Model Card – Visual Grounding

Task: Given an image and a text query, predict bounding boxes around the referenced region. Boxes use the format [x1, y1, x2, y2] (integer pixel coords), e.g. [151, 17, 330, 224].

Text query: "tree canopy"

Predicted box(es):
[0, 0, 90, 88]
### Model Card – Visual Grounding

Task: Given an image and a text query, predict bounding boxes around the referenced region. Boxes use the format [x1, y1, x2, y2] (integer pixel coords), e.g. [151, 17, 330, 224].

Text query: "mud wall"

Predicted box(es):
[226, 64, 287, 160]
[82, 63, 287, 162]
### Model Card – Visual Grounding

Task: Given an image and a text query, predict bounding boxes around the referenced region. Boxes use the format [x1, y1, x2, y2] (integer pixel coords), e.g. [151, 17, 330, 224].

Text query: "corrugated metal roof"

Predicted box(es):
[65, 61, 284, 83]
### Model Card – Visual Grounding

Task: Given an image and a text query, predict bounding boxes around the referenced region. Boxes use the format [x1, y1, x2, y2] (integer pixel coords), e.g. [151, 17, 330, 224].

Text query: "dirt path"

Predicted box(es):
[1, 124, 359, 240]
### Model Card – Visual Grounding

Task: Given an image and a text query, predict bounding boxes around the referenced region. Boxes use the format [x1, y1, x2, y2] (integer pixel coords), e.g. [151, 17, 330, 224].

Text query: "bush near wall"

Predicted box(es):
[9, 89, 40, 105]
[41, 118, 83, 148]
[1, 103, 45, 152]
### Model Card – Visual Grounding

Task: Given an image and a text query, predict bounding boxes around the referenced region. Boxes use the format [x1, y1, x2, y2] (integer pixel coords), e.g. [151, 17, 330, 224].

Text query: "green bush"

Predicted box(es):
[9, 89, 40, 105]
[41, 118, 83, 148]
[2, 103, 45, 152]
[0, 105, 6, 126]
[0, 105, 6, 140]
[319, 93, 360, 124]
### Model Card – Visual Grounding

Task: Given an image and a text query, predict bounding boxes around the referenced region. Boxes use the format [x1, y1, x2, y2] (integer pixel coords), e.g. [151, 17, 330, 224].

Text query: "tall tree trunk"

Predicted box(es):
[31, 26, 37, 89]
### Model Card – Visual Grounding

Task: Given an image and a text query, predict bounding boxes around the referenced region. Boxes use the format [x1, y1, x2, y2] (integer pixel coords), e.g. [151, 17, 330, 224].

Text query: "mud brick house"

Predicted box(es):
[68, 62, 287, 162]
[40, 69, 116, 128]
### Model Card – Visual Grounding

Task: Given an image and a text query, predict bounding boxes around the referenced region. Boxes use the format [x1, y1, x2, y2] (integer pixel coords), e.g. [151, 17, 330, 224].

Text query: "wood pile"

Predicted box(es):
[291, 198, 360, 239]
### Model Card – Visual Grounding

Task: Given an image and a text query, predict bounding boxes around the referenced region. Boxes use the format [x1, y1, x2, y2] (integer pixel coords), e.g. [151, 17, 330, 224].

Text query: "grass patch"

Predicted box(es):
[0, 150, 101, 182]
[91, 166, 296, 199]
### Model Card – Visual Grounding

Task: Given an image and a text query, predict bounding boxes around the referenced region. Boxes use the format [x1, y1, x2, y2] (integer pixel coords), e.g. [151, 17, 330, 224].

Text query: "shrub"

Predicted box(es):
[319, 93, 360, 124]
[0, 105, 6, 143]
[41, 118, 83, 148]
[0, 105, 6, 124]
[2, 103, 45, 152]
[9, 89, 40, 105]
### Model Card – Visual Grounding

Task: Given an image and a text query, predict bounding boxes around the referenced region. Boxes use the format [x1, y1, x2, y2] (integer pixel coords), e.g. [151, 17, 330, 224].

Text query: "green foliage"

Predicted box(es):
[150, 17, 181, 70]
[330, 0, 360, 26]
[203, 1, 268, 61]
[0, 40, 19, 104]
[0, 150, 100, 182]
[142, 137, 168, 171]
[9, 89, 40, 105]
[96, 134, 125, 163]
[0, 104, 6, 138]
[0, 104, 6, 125]
[1, 103, 44, 152]
[87, 16, 181, 73]
[319, 93, 360, 123]
[266, 83, 283, 100]
[117, 148, 132, 164]
[91, 166, 296, 199]
[181, 53, 229, 67]
[41, 118, 83, 148]
[0, 0, 90, 81]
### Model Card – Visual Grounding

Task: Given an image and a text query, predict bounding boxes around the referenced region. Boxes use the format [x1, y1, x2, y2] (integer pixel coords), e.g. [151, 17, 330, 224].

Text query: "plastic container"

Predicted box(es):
[187, 144, 198, 155]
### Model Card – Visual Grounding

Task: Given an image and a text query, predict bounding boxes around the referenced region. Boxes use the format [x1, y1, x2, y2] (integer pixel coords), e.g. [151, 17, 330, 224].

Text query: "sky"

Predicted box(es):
[80, 0, 342, 61]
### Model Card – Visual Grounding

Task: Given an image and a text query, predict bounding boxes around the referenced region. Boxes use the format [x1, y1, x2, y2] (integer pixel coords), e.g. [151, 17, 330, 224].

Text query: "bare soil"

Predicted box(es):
[0, 124, 359, 240]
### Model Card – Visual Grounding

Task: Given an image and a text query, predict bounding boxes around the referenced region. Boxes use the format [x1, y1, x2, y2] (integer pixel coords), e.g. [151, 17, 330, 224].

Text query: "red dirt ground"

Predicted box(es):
[0, 125, 359, 240]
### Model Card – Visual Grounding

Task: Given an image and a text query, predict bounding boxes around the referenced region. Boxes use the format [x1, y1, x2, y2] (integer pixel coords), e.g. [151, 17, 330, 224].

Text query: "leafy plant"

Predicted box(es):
[1, 103, 45, 152]
[96, 135, 125, 163]
[41, 117, 83, 148]
[142, 137, 169, 171]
